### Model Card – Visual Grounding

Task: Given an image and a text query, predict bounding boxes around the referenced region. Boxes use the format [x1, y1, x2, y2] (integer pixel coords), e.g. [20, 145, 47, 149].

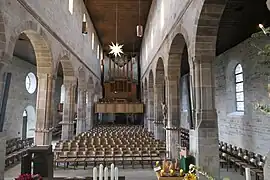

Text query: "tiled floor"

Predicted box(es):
[5, 163, 247, 180]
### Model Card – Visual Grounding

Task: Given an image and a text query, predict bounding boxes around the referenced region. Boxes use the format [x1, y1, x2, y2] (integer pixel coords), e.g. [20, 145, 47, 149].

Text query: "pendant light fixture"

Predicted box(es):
[82, 13, 88, 34]
[109, 0, 124, 57]
[136, 0, 143, 37]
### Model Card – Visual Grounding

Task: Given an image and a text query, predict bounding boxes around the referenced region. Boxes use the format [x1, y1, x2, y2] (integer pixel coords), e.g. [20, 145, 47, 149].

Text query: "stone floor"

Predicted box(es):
[4, 163, 247, 180]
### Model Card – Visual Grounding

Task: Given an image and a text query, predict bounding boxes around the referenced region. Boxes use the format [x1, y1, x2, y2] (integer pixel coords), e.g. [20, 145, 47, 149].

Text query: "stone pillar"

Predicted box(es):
[166, 78, 180, 159]
[61, 82, 76, 140]
[76, 88, 86, 135]
[189, 61, 219, 179]
[143, 86, 148, 129]
[86, 91, 94, 130]
[154, 82, 165, 140]
[0, 132, 6, 179]
[147, 86, 154, 133]
[35, 73, 54, 145]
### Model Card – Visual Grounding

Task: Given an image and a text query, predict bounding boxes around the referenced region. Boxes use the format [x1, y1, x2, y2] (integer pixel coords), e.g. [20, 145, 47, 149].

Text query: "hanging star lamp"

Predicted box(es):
[109, 0, 124, 57]
[136, 0, 143, 37]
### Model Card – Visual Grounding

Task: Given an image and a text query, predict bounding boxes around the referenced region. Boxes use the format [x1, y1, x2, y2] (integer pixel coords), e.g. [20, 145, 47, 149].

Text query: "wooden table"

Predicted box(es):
[156, 173, 184, 180]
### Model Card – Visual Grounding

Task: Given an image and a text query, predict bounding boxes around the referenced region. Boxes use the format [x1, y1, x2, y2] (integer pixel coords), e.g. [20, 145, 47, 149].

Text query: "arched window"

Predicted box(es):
[160, 0, 164, 28]
[235, 64, 244, 111]
[69, 0, 74, 14]
[60, 84, 65, 103]
[92, 33, 95, 50]
[97, 45, 100, 59]
[151, 27, 154, 49]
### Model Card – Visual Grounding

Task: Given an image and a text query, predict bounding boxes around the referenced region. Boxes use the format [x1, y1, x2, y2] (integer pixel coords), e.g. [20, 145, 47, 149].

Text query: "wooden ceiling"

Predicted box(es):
[84, 0, 152, 54]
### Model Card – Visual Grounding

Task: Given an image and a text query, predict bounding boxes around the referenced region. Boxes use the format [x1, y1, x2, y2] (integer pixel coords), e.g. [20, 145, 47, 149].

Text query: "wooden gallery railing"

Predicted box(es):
[95, 103, 144, 114]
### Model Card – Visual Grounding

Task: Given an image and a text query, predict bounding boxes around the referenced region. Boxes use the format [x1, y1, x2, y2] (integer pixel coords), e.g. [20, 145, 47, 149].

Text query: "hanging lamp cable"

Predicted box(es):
[116, 0, 118, 43]
[139, 0, 141, 25]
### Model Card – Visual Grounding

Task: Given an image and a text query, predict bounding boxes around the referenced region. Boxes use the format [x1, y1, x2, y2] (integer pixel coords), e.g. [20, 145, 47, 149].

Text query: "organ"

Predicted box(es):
[95, 54, 143, 115]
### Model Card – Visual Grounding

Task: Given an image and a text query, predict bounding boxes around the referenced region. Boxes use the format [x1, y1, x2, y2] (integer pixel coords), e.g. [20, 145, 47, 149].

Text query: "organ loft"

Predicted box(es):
[95, 54, 144, 125]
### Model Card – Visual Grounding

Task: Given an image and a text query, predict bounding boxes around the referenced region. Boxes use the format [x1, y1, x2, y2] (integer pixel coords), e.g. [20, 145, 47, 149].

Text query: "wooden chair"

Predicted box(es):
[85, 150, 96, 167]
[75, 151, 87, 169]
[66, 151, 78, 169]
[55, 151, 68, 169]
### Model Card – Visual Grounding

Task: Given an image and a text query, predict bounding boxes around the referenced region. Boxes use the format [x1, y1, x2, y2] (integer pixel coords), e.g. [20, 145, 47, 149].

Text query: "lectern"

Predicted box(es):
[21, 145, 53, 179]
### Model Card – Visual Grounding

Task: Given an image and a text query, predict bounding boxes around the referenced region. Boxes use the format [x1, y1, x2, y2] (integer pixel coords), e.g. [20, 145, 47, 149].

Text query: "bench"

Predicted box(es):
[5, 137, 34, 169]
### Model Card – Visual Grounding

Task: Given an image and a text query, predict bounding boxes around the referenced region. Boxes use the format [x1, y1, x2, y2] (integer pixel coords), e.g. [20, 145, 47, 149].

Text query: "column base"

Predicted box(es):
[60, 121, 74, 140]
[35, 128, 53, 145]
[154, 121, 165, 141]
[189, 128, 219, 179]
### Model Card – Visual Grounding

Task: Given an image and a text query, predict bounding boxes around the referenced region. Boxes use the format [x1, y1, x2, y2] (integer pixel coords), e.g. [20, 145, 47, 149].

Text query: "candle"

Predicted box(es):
[99, 164, 104, 180]
[104, 167, 108, 180]
[245, 168, 251, 180]
[110, 164, 115, 180]
[93, 167, 97, 180]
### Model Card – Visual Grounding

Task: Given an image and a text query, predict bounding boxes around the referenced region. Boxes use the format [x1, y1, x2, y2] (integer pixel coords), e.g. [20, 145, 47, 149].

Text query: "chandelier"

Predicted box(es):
[109, 0, 124, 57]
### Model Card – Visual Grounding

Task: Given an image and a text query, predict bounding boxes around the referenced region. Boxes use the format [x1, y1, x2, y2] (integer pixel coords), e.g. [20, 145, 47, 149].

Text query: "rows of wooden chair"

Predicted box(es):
[5, 137, 34, 169]
[54, 125, 166, 169]
[219, 142, 265, 180]
[180, 128, 265, 180]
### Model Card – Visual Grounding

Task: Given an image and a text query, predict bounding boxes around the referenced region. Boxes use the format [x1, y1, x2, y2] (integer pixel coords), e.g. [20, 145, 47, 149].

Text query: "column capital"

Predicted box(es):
[154, 121, 164, 124]
[35, 127, 54, 133]
[195, 109, 218, 129]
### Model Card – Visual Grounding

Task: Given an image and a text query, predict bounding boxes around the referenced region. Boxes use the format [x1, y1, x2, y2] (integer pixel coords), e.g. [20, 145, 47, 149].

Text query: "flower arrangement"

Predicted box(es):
[155, 161, 230, 180]
[254, 103, 270, 114]
[15, 174, 42, 180]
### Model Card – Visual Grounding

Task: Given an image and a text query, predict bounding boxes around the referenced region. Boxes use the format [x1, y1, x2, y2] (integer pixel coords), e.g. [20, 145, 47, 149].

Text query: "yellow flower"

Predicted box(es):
[184, 173, 197, 180]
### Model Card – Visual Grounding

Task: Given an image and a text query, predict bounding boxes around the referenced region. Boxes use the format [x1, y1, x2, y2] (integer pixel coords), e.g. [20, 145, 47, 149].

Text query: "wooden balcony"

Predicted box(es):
[95, 102, 144, 113]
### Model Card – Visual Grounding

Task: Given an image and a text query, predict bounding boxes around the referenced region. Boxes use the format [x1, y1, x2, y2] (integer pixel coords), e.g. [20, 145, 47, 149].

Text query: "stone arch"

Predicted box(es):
[166, 33, 191, 158]
[148, 70, 154, 132]
[154, 57, 166, 140]
[195, 1, 226, 59]
[191, 1, 227, 177]
[58, 55, 75, 80]
[7, 21, 54, 145]
[8, 21, 53, 74]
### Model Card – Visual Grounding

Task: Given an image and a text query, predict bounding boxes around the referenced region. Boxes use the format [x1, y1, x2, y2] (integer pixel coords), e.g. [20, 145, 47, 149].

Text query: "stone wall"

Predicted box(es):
[140, 0, 191, 76]
[4, 56, 36, 139]
[215, 36, 270, 155]
[1, 0, 102, 77]
[3, 56, 62, 139]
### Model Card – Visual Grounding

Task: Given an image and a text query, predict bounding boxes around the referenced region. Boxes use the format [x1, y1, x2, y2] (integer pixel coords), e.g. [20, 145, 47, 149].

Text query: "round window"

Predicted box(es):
[25, 72, 37, 94]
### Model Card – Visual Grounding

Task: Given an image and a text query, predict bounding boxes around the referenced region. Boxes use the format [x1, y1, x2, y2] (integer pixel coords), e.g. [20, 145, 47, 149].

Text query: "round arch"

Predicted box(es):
[195, 1, 226, 59]
[23, 105, 36, 139]
[168, 33, 189, 79]
[8, 21, 53, 74]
